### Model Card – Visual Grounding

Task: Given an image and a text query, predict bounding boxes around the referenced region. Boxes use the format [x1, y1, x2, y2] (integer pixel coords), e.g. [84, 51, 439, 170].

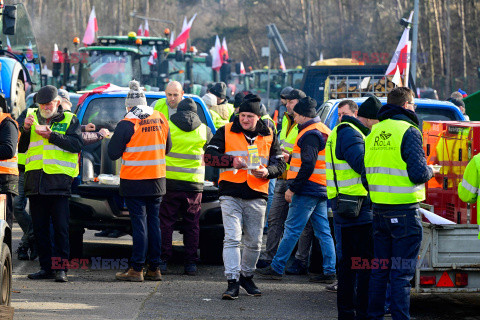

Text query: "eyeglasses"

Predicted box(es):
[408, 102, 417, 110]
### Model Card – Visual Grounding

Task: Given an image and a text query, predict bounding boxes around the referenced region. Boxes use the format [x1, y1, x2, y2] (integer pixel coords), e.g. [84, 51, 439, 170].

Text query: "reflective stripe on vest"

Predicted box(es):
[325, 122, 367, 199]
[24, 109, 79, 177]
[364, 119, 425, 204]
[287, 121, 331, 186]
[154, 98, 170, 120]
[0, 113, 19, 175]
[120, 110, 169, 180]
[279, 114, 298, 152]
[218, 122, 273, 194]
[165, 121, 207, 183]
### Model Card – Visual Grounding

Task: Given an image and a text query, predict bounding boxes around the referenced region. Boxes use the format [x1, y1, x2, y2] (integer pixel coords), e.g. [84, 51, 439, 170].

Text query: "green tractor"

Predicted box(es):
[57, 33, 214, 94]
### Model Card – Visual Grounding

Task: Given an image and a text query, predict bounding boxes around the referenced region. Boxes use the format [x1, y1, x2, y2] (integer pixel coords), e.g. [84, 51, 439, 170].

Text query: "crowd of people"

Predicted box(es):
[2, 78, 468, 320]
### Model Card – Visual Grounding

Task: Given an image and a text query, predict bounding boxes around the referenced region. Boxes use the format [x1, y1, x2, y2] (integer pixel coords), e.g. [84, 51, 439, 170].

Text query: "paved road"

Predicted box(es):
[9, 225, 480, 320]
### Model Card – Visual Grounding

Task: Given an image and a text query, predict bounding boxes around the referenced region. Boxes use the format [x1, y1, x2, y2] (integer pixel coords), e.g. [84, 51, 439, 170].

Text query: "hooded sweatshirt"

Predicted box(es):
[167, 110, 213, 192]
[108, 105, 172, 197]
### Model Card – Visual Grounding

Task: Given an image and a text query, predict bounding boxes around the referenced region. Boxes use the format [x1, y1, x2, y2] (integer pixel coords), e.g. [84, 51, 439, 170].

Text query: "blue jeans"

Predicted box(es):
[367, 208, 422, 320]
[271, 194, 336, 275]
[125, 196, 162, 272]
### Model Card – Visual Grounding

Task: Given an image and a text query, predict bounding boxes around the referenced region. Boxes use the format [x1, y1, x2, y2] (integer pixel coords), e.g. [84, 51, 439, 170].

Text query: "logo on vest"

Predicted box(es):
[372, 131, 395, 150]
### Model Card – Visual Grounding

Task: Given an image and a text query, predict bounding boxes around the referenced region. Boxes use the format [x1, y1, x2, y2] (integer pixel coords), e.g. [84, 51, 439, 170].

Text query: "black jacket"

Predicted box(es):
[287, 117, 327, 199]
[205, 116, 286, 200]
[18, 106, 84, 196]
[371, 104, 433, 211]
[108, 106, 172, 197]
[332, 115, 372, 226]
[0, 116, 19, 195]
[167, 110, 212, 192]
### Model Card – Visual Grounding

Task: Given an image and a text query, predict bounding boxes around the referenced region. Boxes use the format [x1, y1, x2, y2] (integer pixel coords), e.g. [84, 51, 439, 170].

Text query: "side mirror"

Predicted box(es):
[3, 5, 17, 35]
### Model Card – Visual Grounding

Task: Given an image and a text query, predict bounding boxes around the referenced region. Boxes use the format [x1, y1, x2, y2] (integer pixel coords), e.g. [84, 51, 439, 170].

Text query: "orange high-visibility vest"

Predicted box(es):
[218, 122, 273, 194]
[120, 110, 169, 180]
[287, 122, 331, 186]
[0, 113, 19, 176]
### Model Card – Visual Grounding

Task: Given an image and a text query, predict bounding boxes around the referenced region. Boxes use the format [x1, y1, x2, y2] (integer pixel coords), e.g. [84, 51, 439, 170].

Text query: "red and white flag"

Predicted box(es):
[211, 35, 223, 71]
[144, 20, 150, 37]
[82, 6, 98, 45]
[71, 65, 76, 75]
[385, 11, 413, 78]
[148, 46, 157, 66]
[137, 24, 144, 36]
[169, 14, 197, 53]
[6, 36, 12, 52]
[220, 37, 229, 61]
[77, 83, 125, 106]
[52, 43, 63, 63]
[279, 53, 286, 71]
[239, 61, 246, 74]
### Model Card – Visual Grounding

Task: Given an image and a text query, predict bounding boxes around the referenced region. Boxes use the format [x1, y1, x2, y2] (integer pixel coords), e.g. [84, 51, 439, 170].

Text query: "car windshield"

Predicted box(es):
[79, 52, 134, 89]
[80, 97, 207, 131]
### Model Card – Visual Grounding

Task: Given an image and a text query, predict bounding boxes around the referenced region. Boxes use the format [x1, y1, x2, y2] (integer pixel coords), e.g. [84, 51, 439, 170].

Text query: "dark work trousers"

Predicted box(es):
[367, 209, 422, 320]
[159, 190, 202, 263]
[29, 195, 70, 272]
[337, 223, 373, 320]
[3, 192, 14, 228]
[13, 171, 35, 249]
[125, 196, 163, 272]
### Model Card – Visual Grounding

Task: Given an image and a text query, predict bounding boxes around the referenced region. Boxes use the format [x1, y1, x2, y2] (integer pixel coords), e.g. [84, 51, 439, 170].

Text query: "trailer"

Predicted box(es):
[415, 218, 480, 293]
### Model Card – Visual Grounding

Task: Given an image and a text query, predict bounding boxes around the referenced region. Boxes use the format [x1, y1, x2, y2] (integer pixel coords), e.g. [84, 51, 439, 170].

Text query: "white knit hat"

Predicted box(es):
[125, 80, 147, 108]
[202, 93, 217, 108]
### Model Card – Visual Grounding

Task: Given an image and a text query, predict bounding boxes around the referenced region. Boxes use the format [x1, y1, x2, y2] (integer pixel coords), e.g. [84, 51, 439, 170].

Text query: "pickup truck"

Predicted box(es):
[69, 91, 224, 264]
[317, 97, 466, 130]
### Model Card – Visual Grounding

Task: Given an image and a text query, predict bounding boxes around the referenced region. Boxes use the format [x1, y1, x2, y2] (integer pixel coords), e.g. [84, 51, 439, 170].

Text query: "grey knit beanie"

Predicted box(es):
[125, 80, 147, 108]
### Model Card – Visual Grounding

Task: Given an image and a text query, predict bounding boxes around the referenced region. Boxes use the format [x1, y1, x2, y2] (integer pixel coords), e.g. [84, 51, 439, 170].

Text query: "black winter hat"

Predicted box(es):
[177, 98, 197, 113]
[284, 89, 306, 100]
[280, 86, 294, 99]
[36, 85, 58, 104]
[293, 97, 317, 118]
[239, 94, 262, 116]
[233, 92, 246, 108]
[210, 82, 227, 99]
[358, 96, 382, 120]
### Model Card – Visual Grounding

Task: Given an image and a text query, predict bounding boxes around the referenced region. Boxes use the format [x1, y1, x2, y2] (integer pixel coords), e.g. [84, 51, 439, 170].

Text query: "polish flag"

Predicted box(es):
[148, 46, 157, 66]
[279, 53, 286, 71]
[52, 43, 63, 63]
[82, 6, 98, 45]
[77, 83, 125, 106]
[220, 37, 229, 61]
[239, 61, 246, 74]
[144, 20, 150, 37]
[6, 36, 12, 52]
[71, 65, 76, 75]
[385, 11, 413, 78]
[137, 24, 144, 36]
[170, 14, 197, 53]
[211, 35, 222, 71]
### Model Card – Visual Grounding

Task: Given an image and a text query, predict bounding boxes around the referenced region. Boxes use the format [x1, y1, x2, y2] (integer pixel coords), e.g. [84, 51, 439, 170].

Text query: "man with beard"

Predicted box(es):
[19, 85, 83, 282]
